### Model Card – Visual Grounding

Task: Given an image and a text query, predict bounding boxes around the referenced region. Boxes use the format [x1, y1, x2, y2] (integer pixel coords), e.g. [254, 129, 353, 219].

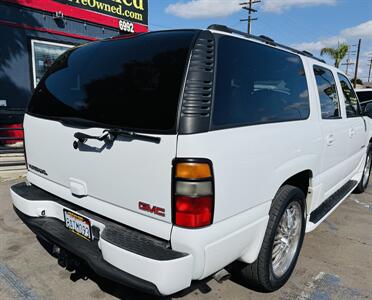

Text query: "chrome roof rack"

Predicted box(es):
[207, 24, 326, 63]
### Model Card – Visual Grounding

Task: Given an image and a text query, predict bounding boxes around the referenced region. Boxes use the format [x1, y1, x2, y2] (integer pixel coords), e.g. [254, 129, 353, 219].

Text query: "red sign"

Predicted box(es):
[4, 0, 148, 32]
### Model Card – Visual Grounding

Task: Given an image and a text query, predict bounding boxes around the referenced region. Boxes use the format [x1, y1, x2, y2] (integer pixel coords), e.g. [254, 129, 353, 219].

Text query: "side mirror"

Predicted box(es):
[364, 103, 372, 118]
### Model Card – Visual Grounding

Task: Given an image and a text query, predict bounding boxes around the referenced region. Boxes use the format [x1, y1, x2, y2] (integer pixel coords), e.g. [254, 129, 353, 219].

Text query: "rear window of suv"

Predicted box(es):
[212, 36, 310, 128]
[28, 31, 198, 133]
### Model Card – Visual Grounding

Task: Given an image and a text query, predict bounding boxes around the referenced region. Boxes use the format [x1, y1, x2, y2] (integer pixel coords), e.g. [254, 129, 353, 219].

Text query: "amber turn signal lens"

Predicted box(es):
[175, 163, 212, 179]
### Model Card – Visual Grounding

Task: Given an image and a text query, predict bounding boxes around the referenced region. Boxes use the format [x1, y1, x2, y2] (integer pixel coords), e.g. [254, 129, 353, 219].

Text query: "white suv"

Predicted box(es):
[11, 25, 372, 295]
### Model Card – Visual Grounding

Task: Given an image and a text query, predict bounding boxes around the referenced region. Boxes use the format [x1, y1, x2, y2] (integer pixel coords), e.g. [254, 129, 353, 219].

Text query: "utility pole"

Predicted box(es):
[353, 39, 361, 88]
[240, 0, 261, 34]
[342, 46, 356, 76]
[368, 57, 372, 83]
[342, 54, 354, 76]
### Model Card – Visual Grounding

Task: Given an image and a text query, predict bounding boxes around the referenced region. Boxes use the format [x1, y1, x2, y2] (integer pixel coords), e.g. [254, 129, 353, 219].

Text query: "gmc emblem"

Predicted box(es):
[138, 202, 165, 217]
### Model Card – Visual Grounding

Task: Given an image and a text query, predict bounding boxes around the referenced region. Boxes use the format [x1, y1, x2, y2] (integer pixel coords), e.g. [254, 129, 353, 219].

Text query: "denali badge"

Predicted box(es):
[138, 202, 165, 217]
[28, 164, 48, 176]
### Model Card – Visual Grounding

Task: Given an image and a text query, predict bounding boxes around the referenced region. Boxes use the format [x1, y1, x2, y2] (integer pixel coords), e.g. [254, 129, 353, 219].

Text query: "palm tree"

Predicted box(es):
[320, 43, 349, 68]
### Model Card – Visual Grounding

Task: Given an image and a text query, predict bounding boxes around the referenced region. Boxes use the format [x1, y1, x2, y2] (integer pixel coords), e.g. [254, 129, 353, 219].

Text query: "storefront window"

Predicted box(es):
[31, 40, 73, 88]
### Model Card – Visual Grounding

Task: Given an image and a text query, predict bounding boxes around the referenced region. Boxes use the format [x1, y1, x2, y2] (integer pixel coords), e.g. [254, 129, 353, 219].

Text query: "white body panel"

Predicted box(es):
[27, 171, 172, 240]
[171, 201, 270, 279]
[23, 114, 176, 239]
[176, 120, 322, 223]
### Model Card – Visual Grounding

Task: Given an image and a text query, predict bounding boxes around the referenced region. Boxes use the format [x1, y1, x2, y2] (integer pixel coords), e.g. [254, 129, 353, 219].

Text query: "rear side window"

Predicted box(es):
[212, 36, 309, 128]
[28, 31, 197, 133]
[313, 66, 340, 119]
[338, 73, 361, 117]
[357, 90, 372, 102]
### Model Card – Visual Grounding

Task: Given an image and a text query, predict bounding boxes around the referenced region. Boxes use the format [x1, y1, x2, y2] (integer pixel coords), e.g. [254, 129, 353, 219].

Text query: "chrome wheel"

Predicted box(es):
[362, 152, 371, 187]
[272, 201, 302, 278]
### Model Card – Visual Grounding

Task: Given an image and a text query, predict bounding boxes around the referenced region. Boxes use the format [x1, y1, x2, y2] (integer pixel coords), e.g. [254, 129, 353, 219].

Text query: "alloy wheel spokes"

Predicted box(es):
[272, 201, 302, 278]
[363, 154, 371, 187]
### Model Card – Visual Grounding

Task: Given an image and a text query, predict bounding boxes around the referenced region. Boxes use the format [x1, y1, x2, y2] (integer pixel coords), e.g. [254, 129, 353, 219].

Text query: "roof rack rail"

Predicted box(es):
[300, 51, 326, 63]
[207, 24, 326, 64]
[302, 50, 314, 57]
[259, 35, 275, 44]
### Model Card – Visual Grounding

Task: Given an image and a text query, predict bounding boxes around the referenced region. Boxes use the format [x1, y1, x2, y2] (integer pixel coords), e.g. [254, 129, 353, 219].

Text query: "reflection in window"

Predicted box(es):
[356, 91, 372, 102]
[28, 31, 197, 132]
[31, 40, 72, 88]
[313, 66, 340, 119]
[213, 36, 310, 127]
[338, 74, 360, 117]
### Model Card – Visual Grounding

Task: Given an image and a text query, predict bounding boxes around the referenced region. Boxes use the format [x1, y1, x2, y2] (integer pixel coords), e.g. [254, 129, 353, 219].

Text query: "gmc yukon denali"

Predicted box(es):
[10, 25, 372, 295]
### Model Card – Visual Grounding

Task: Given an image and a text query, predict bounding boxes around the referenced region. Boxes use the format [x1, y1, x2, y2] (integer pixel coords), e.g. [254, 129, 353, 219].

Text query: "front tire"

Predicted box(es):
[354, 147, 372, 194]
[235, 185, 306, 292]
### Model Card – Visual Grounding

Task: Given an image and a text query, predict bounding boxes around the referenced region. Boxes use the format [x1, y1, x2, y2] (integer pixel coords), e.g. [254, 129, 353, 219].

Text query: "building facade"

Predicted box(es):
[0, 0, 148, 129]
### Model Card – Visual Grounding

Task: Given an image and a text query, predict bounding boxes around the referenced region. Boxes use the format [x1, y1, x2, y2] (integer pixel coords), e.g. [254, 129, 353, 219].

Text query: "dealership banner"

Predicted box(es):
[53, 0, 148, 25]
[3, 0, 148, 32]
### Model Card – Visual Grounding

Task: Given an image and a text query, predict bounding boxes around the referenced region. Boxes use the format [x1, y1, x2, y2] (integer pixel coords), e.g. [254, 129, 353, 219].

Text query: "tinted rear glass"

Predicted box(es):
[213, 36, 309, 128]
[28, 31, 197, 133]
[338, 73, 360, 117]
[314, 66, 340, 119]
[357, 91, 372, 102]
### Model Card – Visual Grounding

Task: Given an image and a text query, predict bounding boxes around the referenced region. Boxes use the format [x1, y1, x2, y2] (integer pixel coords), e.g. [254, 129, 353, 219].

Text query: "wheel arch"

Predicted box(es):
[275, 169, 314, 217]
[281, 169, 313, 196]
[239, 169, 313, 265]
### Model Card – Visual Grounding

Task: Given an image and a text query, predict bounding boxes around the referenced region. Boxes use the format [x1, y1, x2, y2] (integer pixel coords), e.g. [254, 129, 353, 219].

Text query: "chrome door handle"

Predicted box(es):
[326, 134, 335, 146]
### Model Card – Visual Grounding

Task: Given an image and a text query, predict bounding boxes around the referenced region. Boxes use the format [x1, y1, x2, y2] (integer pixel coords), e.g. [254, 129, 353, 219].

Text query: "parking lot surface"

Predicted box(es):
[0, 178, 371, 300]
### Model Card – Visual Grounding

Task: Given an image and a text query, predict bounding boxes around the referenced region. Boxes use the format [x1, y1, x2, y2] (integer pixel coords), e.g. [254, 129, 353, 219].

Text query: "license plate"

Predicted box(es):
[64, 209, 92, 241]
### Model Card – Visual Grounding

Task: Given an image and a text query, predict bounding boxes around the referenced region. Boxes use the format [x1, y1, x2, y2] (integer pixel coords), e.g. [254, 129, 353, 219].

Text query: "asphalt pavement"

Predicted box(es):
[0, 177, 371, 300]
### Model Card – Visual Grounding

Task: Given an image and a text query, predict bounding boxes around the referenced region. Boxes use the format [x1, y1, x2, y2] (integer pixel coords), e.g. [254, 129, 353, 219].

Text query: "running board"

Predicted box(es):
[309, 180, 358, 224]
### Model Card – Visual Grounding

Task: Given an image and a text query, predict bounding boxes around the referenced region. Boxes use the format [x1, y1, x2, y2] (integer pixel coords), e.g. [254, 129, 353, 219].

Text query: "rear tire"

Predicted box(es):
[354, 147, 372, 194]
[235, 185, 306, 292]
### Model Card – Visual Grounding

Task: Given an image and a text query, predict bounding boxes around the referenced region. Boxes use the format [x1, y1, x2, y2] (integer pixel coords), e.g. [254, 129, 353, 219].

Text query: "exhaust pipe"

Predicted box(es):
[213, 269, 231, 283]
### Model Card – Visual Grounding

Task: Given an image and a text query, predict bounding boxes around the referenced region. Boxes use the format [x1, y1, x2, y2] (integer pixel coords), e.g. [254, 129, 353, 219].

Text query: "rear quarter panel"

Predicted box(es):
[177, 119, 323, 223]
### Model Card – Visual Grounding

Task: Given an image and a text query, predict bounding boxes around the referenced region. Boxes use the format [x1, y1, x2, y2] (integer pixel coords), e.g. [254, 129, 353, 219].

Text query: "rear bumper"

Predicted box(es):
[14, 208, 162, 295]
[11, 182, 193, 296]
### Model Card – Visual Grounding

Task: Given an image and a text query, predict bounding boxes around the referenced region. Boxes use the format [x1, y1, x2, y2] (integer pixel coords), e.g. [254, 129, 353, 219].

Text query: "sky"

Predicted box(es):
[148, 0, 372, 82]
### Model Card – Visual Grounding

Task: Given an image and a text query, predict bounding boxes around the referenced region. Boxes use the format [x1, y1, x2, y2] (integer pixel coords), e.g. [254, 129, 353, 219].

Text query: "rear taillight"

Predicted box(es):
[173, 159, 214, 228]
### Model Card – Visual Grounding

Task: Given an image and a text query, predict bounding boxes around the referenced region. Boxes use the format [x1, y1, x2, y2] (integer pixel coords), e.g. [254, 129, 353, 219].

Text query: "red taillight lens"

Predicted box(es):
[175, 196, 213, 228]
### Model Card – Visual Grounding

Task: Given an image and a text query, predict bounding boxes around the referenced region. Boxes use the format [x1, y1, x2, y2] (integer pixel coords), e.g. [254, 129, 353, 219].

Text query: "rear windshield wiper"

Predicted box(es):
[74, 129, 161, 146]
[106, 129, 161, 144]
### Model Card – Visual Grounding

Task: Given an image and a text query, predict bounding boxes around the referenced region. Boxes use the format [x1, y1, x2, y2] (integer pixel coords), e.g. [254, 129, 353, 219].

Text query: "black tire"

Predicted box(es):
[354, 147, 372, 194]
[233, 185, 306, 292]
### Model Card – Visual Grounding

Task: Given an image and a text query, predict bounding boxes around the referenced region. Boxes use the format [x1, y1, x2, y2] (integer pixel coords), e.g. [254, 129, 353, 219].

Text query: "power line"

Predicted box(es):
[239, 0, 260, 34]
[342, 45, 356, 76]
[342, 57, 354, 76]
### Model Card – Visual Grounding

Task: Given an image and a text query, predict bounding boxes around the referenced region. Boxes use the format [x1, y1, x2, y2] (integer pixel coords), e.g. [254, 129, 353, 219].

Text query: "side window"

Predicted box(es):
[356, 91, 372, 102]
[313, 66, 340, 119]
[212, 36, 310, 128]
[338, 73, 361, 117]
